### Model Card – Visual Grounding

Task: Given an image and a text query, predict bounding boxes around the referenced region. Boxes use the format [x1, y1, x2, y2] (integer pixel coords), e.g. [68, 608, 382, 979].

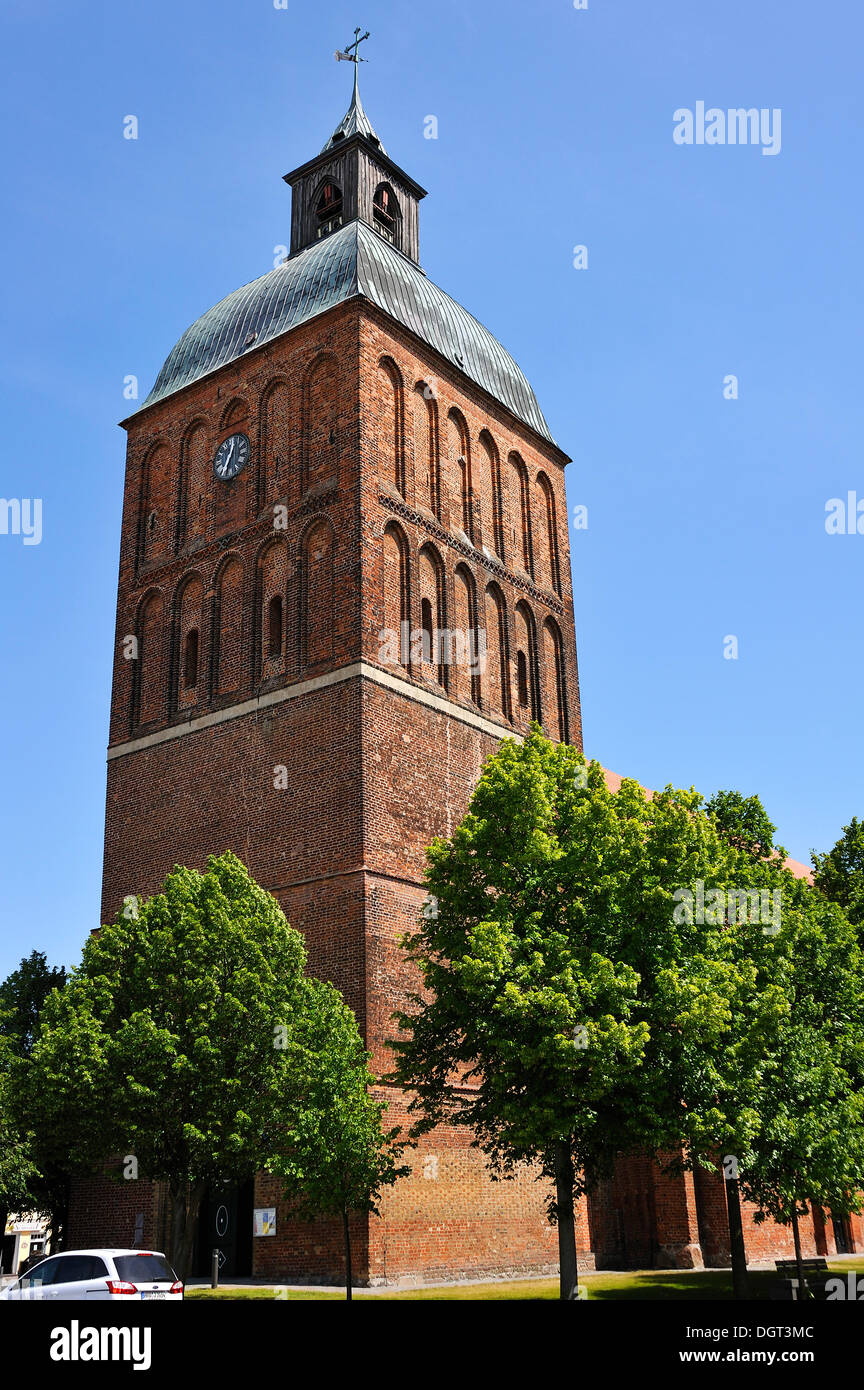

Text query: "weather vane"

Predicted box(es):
[334, 27, 370, 65]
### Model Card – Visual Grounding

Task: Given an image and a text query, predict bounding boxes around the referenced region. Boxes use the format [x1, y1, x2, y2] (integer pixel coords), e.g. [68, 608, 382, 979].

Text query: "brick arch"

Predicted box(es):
[299, 515, 335, 671]
[301, 352, 339, 494]
[542, 616, 567, 743]
[219, 396, 249, 431]
[508, 451, 534, 577]
[413, 382, 440, 519]
[537, 471, 562, 596]
[514, 599, 540, 724]
[212, 553, 245, 698]
[484, 581, 511, 721]
[258, 377, 291, 510]
[170, 571, 205, 712]
[381, 520, 410, 670]
[447, 407, 472, 539]
[255, 536, 290, 682]
[378, 356, 405, 495]
[452, 561, 480, 705]
[138, 440, 172, 567]
[478, 429, 504, 559]
[418, 541, 447, 688]
[177, 418, 209, 550]
[133, 587, 165, 728]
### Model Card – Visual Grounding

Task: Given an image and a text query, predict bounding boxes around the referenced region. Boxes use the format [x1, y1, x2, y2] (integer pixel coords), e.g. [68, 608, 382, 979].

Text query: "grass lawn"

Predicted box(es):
[186, 1257, 864, 1301]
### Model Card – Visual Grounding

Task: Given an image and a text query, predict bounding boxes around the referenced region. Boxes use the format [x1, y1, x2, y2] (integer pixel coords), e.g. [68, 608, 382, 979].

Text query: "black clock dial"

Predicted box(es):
[213, 432, 250, 481]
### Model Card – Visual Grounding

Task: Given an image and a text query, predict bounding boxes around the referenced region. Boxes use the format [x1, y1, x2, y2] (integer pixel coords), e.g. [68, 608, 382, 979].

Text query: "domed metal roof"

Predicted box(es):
[138, 220, 554, 443]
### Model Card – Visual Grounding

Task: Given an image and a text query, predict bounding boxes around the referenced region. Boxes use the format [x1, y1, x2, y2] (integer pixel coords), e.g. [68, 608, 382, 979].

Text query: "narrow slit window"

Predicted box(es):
[268, 596, 283, 658]
[421, 596, 434, 662]
[183, 629, 199, 689]
[517, 650, 529, 708]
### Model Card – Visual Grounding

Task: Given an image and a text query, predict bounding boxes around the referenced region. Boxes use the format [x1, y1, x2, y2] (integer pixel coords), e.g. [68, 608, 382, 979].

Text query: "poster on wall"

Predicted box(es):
[253, 1208, 276, 1237]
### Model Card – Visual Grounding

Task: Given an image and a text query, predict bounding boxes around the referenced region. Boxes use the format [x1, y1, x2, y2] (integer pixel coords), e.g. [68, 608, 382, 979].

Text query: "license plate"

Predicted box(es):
[142, 1290, 167, 1299]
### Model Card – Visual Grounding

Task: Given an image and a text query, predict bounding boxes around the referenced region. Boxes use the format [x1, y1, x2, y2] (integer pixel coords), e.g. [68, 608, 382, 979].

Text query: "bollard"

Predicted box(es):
[211, 1249, 219, 1289]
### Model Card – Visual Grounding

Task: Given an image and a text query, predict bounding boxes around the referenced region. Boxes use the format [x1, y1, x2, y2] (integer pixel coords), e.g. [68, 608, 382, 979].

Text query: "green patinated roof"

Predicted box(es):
[138, 220, 554, 444]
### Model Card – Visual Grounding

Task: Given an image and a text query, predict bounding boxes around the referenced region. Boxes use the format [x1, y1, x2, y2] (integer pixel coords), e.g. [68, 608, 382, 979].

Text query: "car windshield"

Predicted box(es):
[113, 1254, 176, 1283]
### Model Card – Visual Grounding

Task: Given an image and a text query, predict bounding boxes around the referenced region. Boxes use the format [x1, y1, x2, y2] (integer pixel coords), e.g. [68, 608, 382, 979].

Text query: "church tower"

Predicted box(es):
[89, 45, 584, 1283]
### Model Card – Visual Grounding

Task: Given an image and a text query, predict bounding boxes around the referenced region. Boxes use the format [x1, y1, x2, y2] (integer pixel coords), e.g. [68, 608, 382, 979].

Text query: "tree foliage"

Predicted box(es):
[812, 816, 864, 933]
[22, 852, 310, 1275]
[268, 979, 409, 1298]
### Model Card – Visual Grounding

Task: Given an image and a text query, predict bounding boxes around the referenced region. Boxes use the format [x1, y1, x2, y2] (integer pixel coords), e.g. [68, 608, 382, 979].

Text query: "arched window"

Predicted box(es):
[175, 574, 204, 711]
[452, 564, 480, 705]
[413, 383, 440, 518]
[139, 443, 172, 566]
[418, 545, 445, 687]
[538, 473, 562, 596]
[316, 181, 343, 237]
[484, 583, 510, 720]
[447, 409, 471, 540]
[179, 423, 208, 550]
[381, 522, 409, 667]
[479, 431, 504, 558]
[542, 617, 567, 743]
[514, 601, 539, 723]
[259, 381, 290, 509]
[509, 453, 533, 576]
[378, 358, 405, 495]
[257, 540, 289, 679]
[268, 596, 283, 658]
[302, 520, 334, 669]
[214, 557, 244, 697]
[301, 354, 339, 493]
[373, 183, 400, 245]
[183, 629, 199, 689]
[135, 591, 164, 728]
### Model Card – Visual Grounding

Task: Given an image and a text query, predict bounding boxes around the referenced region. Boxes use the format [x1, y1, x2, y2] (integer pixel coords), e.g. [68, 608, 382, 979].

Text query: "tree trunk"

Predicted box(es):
[553, 1140, 580, 1301]
[342, 1209, 352, 1303]
[169, 1181, 207, 1281]
[723, 1167, 749, 1299]
[791, 1205, 808, 1301]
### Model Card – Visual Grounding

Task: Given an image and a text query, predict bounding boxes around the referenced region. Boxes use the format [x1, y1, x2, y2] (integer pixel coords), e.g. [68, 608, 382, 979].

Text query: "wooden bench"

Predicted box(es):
[772, 1258, 830, 1300]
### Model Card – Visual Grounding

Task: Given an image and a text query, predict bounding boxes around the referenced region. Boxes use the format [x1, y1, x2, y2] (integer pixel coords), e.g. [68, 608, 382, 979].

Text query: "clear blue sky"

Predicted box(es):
[1, 0, 861, 979]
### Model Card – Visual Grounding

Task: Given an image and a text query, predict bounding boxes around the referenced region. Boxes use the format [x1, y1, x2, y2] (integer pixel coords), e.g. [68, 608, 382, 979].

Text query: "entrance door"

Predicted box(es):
[197, 1181, 254, 1277]
[832, 1216, 851, 1254]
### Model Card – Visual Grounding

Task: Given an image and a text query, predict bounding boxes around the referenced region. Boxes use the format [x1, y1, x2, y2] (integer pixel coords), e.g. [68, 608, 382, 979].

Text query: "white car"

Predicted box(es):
[1, 1248, 183, 1301]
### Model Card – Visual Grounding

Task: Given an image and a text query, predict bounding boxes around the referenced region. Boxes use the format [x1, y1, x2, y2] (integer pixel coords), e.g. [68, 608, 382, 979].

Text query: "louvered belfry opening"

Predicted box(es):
[316, 181, 343, 238]
[372, 183, 399, 245]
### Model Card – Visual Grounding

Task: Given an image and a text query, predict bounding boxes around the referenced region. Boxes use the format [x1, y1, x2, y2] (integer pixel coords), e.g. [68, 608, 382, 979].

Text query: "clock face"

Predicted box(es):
[213, 432, 250, 481]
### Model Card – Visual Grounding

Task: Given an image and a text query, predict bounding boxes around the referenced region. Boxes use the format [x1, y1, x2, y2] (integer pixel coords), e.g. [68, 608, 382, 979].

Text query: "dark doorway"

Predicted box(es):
[832, 1216, 852, 1255]
[196, 1180, 254, 1278]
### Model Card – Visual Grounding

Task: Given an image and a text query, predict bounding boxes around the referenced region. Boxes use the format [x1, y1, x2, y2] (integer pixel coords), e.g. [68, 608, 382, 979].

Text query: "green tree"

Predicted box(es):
[0, 1035, 39, 1251]
[727, 881, 864, 1297]
[268, 979, 410, 1300]
[0, 952, 67, 1250]
[812, 816, 864, 934]
[23, 852, 311, 1277]
[706, 789, 779, 860]
[0, 951, 67, 1058]
[391, 729, 736, 1300]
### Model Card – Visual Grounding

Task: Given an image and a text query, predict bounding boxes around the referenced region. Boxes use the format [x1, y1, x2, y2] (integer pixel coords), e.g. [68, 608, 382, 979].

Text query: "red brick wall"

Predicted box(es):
[71, 288, 850, 1286]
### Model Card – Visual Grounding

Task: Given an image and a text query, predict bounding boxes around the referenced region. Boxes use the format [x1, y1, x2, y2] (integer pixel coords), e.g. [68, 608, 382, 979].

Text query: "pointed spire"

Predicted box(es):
[322, 27, 386, 154]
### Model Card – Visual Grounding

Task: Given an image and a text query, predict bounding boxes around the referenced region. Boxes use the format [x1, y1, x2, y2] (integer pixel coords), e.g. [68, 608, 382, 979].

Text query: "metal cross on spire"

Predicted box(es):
[334, 27, 370, 105]
[334, 27, 370, 67]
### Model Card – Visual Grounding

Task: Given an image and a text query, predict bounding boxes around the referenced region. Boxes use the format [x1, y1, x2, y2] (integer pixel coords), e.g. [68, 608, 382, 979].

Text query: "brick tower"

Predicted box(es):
[76, 62, 585, 1283]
